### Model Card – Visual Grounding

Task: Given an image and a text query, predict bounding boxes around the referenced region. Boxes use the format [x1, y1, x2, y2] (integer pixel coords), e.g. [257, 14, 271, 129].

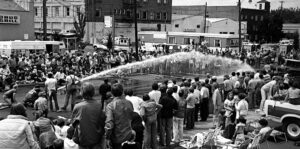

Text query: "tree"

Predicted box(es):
[74, 12, 86, 49]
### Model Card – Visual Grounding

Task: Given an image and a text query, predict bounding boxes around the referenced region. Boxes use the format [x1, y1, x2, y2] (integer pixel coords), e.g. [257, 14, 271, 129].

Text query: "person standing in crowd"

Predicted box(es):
[45, 73, 59, 112]
[193, 84, 201, 122]
[173, 89, 187, 145]
[140, 94, 162, 149]
[61, 71, 79, 111]
[235, 93, 248, 119]
[200, 82, 210, 121]
[186, 87, 197, 130]
[224, 92, 235, 126]
[34, 92, 48, 119]
[99, 79, 111, 110]
[212, 84, 222, 127]
[105, 83, 135, 149]
[148, 83, 161, 104]
[125, 89, 143, 114]
[71, 83, 106, 149]
[159, 88, 178, 147]
[0, 103, 40, 149]
[247, 73, 256, 109]
[255, 74, 264, 108]
[223, 75, 234, 100]
[54, 68, 66, 86]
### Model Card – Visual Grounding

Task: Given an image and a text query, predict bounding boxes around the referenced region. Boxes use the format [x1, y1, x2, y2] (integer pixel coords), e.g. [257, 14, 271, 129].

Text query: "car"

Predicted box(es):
[264, 99, 300, 140]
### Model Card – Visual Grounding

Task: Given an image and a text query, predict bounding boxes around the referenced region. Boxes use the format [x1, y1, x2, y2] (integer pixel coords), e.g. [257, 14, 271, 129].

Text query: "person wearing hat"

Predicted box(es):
[34, 92, 48, 119]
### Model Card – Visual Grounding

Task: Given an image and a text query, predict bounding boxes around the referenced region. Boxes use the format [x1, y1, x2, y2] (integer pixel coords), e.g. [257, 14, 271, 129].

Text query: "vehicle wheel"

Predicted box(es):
[283, 119, 300, 141]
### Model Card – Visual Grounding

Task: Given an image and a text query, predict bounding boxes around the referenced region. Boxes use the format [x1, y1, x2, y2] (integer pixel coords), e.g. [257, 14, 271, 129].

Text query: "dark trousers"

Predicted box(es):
[200, 98, 209, 121]
[48, 91, 59, 111]
[186, 108, 195, 129]
[194, 104, 200, 122]
[159, 118, 173, 146]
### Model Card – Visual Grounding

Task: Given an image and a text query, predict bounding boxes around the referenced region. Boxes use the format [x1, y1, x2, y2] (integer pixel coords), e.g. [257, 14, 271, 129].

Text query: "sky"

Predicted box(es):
[172, 0, 300, 10]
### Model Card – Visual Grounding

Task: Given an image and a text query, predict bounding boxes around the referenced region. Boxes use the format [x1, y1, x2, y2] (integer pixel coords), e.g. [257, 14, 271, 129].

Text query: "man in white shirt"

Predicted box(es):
[45, 73, 58, 112]
[54, 68, 66, 86]
[148, 83, 161, 104]
[192, 84, 201, 122]
[260, 77, 278, 110]
[61, 71, 79, 111]
[200, 82, 210, 121]
[125, 89, 143, 115]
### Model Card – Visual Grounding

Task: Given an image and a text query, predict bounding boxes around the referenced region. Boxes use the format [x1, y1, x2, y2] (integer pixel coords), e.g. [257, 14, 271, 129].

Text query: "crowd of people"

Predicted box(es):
[0, 60, 300, 149]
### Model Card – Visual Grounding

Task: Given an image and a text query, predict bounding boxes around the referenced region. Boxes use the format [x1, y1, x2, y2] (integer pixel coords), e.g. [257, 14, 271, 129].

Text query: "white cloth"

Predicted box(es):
[125, 95, 143, 114]
[65, 75, 79, 86]
[200, 86, 209, 99]
[54, 72, 66, 80]
[64, 138, 79, 149]
[149, 90, 161, 104]
[235, 99, 248, 119]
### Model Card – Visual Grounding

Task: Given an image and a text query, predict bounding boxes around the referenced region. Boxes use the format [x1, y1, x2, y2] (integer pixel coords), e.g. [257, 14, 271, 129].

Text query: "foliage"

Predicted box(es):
[74, 12, 86, 42]
[273, 8, 300, 23]
[293, 31, 299, 50]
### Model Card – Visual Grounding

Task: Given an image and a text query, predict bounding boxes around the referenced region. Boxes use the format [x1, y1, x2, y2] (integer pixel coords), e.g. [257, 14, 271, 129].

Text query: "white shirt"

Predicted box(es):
[54, 72, 66, 80]
[45, 78, 57, 92]
[235, 99, 248, 119]
[172, 93, 180, 101]
[64, 138, 79, 149]
[126, 95, 143, 114]
[149, 90, 161, 104]
[66, 75, 79, 86]
[200, 86, 209, 99]
[194, 89, 201, 104]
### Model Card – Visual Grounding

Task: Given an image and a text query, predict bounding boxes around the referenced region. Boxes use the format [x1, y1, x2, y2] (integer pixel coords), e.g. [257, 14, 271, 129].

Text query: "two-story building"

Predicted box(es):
[0, 0, 34, 41]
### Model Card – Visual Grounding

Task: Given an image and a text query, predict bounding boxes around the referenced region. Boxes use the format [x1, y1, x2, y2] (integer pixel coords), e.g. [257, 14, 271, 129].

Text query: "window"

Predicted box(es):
[136, 11, 140, 19]
[163, 0, 167, 4]
[169, 37, 176, 44]
[184, 38, 190, 44]
[157, 0, 161, 3]
[230, 40, 235, 45]
[196, 25, 200, 28]
[259, 4, 262, 9]
[245, 15, 247, 19]
[230, 32, 234, 34]
[156, 12, 161, 20]
[95, 9, 101, 17]
[123, 9, 126, 15]
[219, 32, 227, 34]
[163, 12, 167, 20]
[35, 7, 38, 16]
[143, 0, 147, 2]
[251, 16, 254, 20]
[150, 12, 154, 20]
[0, 15, 20, 24]
[126, 9, 131, 18]
[54, 6, 59, 17]
[214, 40, 221, 47]
[142, 11, 147, 19]
[114, 9, 118, 14]
[261, 16, 264, 21]
[46, 7, 49, 17]
[175, 24, 179, 28]
[255, 15, 258, 21]
[76, 6, 81, 15]
[65, 7, 70, 16]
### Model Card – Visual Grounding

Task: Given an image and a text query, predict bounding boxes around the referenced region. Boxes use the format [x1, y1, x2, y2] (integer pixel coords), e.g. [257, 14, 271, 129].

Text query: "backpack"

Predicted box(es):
[67, 75, 77, 93]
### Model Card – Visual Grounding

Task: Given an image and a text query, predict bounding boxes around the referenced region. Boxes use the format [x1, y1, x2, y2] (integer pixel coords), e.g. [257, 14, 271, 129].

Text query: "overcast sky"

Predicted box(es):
[172, 0, 300, 10]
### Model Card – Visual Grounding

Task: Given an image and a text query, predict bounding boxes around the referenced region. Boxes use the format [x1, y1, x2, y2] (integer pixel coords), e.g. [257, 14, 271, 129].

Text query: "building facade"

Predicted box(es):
[85, 0, 173, 44]
[172, 0, 270, 42]
[170, 14, 247, 35]
[34, 0, 85, 39]
[0, 0, 34, 41]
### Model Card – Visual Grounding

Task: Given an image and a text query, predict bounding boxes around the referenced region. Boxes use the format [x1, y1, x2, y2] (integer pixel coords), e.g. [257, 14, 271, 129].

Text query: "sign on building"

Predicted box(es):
[153, 33, 167, 39]
[104, 16, 112, 28]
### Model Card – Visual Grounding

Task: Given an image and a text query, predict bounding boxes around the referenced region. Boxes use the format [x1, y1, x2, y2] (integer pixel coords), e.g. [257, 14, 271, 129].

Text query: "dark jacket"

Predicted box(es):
[71, 99, 106, 147]
[159, 95, 178, 119]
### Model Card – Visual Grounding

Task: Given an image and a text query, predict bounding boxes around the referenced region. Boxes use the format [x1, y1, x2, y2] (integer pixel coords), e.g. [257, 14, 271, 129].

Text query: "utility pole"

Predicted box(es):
[134, 0, 139, 61]
[42, 0, 47, 40]
[203, 2, 207, 33]
[112, 14, 115, 53]
[238, 0, 242, 53]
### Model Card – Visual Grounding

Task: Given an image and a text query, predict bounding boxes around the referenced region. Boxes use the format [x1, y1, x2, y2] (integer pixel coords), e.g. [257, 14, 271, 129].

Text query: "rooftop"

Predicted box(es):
[0, 0, 26, 11]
